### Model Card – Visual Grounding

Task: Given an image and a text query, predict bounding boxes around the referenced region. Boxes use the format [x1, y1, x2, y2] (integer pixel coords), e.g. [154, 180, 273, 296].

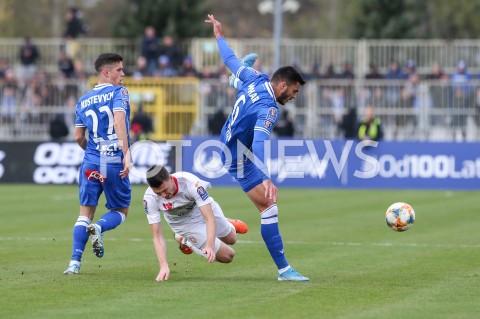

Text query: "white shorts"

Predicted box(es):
[165, 201, 233, 253]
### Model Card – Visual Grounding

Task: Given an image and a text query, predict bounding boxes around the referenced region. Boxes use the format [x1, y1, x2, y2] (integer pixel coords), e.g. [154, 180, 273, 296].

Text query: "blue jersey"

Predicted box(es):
[75, 83, 131, 165]
[217, 37, 278, 180]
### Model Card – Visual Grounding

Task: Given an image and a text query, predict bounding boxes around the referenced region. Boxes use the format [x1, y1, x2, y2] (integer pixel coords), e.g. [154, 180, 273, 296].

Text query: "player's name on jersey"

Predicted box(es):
[247, 83, 259, 103]
[81, 92, 114, 109]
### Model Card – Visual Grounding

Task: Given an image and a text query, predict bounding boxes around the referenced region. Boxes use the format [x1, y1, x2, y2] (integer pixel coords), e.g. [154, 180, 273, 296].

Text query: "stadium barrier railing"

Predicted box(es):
[1, 78, 479, 142]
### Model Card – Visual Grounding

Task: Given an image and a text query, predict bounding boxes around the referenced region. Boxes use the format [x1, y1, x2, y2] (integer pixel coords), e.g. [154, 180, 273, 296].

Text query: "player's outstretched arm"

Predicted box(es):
[229, 53, 258, 89]
[205, 14, 249, 82]
[199, 204, 217, 263]
[150, 222, 170, 281]
[205, 14, 224, 39]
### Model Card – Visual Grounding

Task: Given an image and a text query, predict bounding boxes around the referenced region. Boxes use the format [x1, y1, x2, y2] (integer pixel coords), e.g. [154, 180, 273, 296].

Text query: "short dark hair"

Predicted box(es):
[146, 165, 170, 188]
[271, 66, 306, 86]
[94, 53, 123, 73]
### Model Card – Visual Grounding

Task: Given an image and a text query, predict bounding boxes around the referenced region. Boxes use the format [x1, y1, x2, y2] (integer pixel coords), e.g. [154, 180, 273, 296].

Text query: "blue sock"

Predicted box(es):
[95, 211, 126, 232]
[260, 205, 289, 270]
[71, 216, 91, 262]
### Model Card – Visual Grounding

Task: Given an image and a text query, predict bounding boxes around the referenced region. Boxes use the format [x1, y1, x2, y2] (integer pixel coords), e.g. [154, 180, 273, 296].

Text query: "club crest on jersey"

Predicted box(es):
[196, 186, 209, 200]
[121, 88, 129, 101]
[163, 202, 173, 210]
[266, 108, 278, 122]
[263, 120, 273, 129]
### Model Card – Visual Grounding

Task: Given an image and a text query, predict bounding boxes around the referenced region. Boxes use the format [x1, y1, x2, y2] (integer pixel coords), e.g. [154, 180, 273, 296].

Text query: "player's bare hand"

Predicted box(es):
[155, 267, 170, 282]
[205, 14, 224, 38]
[120, 156, 130, 179]
[202, 246, 216, 263]
[263, 179, 278, 203]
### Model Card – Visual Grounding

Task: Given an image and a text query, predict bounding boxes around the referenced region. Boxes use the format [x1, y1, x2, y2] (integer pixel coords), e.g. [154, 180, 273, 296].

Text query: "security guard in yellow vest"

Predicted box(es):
[357, 105, 384, 141]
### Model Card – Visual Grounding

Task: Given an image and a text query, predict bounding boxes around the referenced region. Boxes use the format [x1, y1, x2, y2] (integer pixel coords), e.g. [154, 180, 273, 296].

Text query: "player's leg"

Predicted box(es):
[246, 182, 289, 268]
[88, 165, 130, 258]
[175, 220, 235, 263]
[210, 200, 248, 245]
[240, 165, 309, 281]
[236, 166, 289, 268]
[215, 241, 235, 263]
[174, 233, 193, 254]
[226, 218, 249, 234]
[64, 205, 97, 275]
[211, 201, 237, 245]
[64, 163, 102, 274]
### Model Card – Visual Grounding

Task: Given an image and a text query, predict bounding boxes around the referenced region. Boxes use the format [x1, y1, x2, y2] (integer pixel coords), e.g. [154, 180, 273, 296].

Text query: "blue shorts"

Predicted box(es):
[78, 162, 131, 210]
[229, 160, 263, 193]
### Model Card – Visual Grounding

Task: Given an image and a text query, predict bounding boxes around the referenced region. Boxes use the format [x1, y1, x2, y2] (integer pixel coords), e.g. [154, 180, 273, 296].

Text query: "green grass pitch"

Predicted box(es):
[1, 184, 479, 319]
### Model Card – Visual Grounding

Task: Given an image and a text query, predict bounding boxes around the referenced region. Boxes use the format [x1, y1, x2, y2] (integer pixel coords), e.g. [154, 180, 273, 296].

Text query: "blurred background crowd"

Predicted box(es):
[2, 0, 480, 142]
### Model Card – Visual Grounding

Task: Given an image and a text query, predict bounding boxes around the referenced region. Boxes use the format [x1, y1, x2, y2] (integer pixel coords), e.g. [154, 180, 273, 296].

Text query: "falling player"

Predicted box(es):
[143, 166, 248, 282]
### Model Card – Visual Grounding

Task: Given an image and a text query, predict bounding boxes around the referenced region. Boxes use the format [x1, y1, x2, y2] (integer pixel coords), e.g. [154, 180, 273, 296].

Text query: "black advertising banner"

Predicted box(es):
[0, 141, 176, 184]
[0, 142, 40, 183]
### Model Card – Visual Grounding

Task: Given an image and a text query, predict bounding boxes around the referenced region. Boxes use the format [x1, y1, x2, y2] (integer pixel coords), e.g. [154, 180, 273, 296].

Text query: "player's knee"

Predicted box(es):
[224, 250, 235, 263]
[217, 247, 235, 263]
[221, 233, 236, 245]
[255, 198, 276, 212]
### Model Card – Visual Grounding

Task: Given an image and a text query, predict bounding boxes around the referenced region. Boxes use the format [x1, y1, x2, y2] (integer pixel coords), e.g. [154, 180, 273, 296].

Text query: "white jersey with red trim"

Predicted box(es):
[143, 172, 213, 226]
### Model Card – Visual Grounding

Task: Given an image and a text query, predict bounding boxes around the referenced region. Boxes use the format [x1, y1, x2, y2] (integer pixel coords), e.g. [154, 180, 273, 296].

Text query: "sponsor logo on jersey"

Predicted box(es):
[85, 169, 106, 184]
[196, 186, 209, 200]
[163, 202, 173, 210]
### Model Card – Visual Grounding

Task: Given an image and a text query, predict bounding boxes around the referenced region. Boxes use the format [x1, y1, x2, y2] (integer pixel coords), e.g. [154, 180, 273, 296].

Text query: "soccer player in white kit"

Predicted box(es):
[143, 165, 248, 281]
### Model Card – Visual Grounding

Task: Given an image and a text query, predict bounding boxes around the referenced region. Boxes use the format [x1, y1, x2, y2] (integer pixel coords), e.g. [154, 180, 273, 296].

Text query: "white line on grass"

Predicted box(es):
[1, 237, 479, 249]
[51, 194, 78, 201]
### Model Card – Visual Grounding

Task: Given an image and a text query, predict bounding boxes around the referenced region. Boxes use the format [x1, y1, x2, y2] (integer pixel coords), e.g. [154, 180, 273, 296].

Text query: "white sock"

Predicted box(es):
[278, 266, 291, 275]
[227, 220, 236, 234]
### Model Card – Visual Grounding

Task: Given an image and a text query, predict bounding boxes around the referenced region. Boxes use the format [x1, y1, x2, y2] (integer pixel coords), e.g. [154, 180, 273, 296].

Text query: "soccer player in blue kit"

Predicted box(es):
[64, 53, 131, 275]
[205, 15, 309, 281]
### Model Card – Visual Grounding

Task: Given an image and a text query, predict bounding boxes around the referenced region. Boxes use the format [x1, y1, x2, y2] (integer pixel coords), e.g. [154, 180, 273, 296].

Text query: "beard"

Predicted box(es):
[276, 92, 289, 105]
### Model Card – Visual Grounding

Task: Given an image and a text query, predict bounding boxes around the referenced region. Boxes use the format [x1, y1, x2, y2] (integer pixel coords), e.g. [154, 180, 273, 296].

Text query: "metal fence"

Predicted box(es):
[2, 37, 480, 141]
[191, 38, 480, 77]
[3, 37, 480, 77]
[199, 79, 480, 142]
[1, 77, 479, 142]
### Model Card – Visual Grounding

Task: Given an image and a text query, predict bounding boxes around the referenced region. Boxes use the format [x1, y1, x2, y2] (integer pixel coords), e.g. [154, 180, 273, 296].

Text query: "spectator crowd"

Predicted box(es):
[2, 19, 480, 141]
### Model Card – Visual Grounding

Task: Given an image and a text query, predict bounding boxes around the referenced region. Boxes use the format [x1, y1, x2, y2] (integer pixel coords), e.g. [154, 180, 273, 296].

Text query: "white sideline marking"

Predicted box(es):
[1, 237, 479, 249]
[51, 194, 78, 201]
